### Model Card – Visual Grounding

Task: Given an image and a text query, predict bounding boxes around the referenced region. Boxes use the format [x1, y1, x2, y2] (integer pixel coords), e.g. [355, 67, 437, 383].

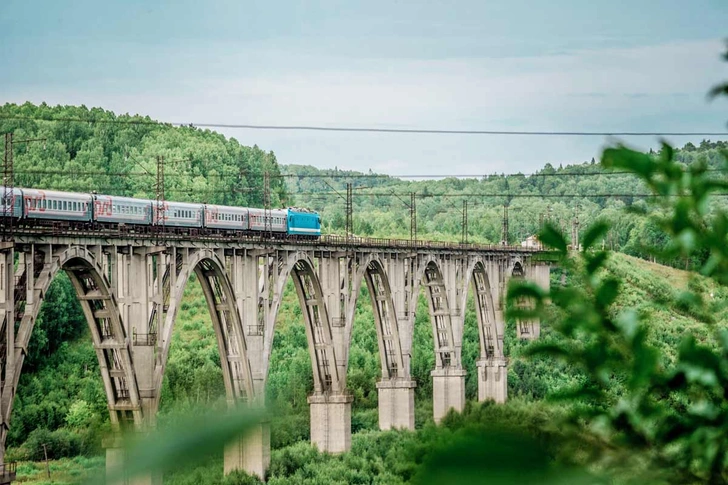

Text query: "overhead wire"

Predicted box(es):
[10, 167, 728, 180]
[2, 115, 728, 137]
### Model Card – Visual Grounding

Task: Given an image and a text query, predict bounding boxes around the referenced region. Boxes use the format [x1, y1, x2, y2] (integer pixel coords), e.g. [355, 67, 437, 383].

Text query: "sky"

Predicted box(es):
[1, 0, 727, 175]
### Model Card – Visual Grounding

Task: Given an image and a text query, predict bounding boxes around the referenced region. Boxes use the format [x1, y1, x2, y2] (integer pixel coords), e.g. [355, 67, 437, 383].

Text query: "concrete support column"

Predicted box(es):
[224, 421, 271, 481]
[376, 379, 416, 430]
[477, 358, 508, 403]
[105, 436, 161, 485]
[431, 368, 466, 423]
[308, 392, 353, 453]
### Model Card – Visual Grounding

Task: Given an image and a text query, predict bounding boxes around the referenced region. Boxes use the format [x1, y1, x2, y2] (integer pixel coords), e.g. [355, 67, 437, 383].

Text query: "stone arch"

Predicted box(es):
[414, 258, 457, 370]
[6, 245, 142, 434]
[262, 253, 341, 394]
[344, 256, 406, 380]
[154, 249, 254, 409]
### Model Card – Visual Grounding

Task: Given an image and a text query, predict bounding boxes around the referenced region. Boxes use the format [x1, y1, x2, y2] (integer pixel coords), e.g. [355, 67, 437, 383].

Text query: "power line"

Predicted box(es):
[11, 167, 728, 180]
[2, 115, 727, 137]
[293, 191, 728, 199]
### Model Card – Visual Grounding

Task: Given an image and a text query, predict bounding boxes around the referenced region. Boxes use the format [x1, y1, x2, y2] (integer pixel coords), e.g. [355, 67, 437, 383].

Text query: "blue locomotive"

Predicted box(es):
[0, 187, 322, 238]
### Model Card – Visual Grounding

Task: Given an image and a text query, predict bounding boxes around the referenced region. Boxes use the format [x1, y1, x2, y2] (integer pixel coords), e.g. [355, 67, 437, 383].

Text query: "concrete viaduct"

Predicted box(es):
[0, 233, 548, 482]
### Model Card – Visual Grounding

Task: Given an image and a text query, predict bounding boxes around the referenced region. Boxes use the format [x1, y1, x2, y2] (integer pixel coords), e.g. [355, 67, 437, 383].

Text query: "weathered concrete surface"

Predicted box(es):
[376, 379, 416, 430]
[0, 238, 549, 480]
[477, 358, 508, 403]
[224, 422, 271, 480]
[308, 393, 354, 453]
[431, 368, 467, 423]
[105, 436, 162, 485]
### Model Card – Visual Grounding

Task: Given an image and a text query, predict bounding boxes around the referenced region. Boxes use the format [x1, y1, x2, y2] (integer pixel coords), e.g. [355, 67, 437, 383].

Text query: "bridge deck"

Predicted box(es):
[5, 228, 541, 255]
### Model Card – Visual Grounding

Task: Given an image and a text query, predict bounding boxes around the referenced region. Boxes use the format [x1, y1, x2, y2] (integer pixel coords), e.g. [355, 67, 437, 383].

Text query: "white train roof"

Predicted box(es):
[21, 188, 92, 201]
[93, 194, 153, 205]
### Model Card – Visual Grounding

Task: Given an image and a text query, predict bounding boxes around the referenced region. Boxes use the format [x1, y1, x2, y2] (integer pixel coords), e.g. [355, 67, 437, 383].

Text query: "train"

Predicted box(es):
[0, 187, 322, 238]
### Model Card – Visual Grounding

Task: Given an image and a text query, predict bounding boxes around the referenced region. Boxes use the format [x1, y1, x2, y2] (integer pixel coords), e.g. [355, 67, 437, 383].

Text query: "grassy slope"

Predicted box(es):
[15, 252, 728, 483]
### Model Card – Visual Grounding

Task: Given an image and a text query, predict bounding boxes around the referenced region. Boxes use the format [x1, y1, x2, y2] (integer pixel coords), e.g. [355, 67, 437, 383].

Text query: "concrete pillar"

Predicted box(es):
[477, 358, 508, 403]
[224, 422, 270, 480]
[308, 393, 353, 453]
[105, 436, 161, 485]
[431, 368, 466, 423]
[376, 379, 416, 430]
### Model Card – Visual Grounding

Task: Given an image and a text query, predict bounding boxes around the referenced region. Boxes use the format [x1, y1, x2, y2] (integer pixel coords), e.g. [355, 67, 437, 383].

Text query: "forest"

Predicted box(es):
[2, 102, 728, 483]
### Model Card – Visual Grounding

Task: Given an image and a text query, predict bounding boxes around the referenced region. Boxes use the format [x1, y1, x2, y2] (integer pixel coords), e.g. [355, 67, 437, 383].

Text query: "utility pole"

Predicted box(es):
[3, 133, 13, 241]
[264, 171, 271, 239]
[410, 192, 417, 245]
[345, 183, 353, 241]
[42, 443, 50, 479]
[461, 200, 468, 245]
[571, 204, 580, 250]
[3, 134, 44, 241]
[501, 204, 509, 246]
[155, 155, 165, 242]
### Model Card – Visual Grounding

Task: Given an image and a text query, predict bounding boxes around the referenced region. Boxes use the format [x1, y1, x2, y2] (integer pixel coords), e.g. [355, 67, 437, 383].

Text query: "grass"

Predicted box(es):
[15, 456, 104, 484]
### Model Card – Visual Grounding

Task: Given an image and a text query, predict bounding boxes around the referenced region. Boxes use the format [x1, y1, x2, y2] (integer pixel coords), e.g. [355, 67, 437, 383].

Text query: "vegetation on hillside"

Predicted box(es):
[4, 60, 728, 482]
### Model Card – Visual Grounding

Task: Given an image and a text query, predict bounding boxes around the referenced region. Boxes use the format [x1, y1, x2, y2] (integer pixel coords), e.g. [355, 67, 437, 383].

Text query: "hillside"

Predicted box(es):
[3, 103, 728, 482]
[12, 250, 728, 484]
[3, 103, 728, 264]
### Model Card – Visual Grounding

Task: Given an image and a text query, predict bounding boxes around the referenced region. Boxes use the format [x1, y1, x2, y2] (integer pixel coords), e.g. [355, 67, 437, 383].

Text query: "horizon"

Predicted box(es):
[2, 1, 727, 175]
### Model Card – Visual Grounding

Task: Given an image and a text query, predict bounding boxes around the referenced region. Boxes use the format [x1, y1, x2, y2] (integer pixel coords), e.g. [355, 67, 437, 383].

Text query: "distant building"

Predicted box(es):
[521, 235, 541, 249]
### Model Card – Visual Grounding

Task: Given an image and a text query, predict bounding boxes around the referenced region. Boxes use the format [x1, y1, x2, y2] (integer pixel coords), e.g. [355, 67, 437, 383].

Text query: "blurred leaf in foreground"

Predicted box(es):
[98, 405, 265, 484]
[411, 427, 600, 485]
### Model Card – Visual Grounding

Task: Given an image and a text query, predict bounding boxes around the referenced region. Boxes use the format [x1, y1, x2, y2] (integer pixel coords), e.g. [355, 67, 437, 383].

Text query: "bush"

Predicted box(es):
[24, 428, 82, 461]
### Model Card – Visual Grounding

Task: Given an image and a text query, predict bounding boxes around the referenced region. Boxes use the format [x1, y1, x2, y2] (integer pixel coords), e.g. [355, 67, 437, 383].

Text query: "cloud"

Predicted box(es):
[2, 38, 726, 175]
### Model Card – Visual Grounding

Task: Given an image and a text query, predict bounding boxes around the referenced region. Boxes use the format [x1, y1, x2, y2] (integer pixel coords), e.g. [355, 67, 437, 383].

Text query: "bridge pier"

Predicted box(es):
[477, 358, 508, 403]
[376, 378, 416, 430]
[224, 421, 270, 480]
[431, 368, 466, 423]
[105, 436, 161, 485]
[308, 392, 353, 453]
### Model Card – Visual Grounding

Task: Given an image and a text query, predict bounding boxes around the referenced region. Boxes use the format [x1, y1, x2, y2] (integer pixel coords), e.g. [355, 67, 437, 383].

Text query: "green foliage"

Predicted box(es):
[507, 140, 728, 482]
[24, 273, 85, 372]
[22, 428, 81, 461]
[9, 61, 728, 482]
[0, 102, 289, 208]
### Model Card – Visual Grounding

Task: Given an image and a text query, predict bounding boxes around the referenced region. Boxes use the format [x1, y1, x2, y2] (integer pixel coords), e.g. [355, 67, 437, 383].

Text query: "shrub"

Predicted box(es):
[24, 428, 82, 461]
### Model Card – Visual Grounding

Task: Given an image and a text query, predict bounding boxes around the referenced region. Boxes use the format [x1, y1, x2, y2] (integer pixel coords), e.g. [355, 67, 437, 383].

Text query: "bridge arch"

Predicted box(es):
[461, 259, 502, 361]
[262, 252, 341, 394]
[343, 256, 406, 381]
[414, 258, 457, 370]
[154, 249, 254, 409]
[6, 246, 143, 434]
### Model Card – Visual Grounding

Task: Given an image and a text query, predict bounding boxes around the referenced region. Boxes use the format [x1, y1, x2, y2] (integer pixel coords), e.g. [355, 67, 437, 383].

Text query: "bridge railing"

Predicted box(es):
[6, 222, 543, 252]
[312, 235, 540, 252]
[0, 462, 16, 477]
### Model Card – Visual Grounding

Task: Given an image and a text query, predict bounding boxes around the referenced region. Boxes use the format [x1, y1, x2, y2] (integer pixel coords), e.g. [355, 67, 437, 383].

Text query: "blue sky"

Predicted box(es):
[1, 0, 727, 174]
